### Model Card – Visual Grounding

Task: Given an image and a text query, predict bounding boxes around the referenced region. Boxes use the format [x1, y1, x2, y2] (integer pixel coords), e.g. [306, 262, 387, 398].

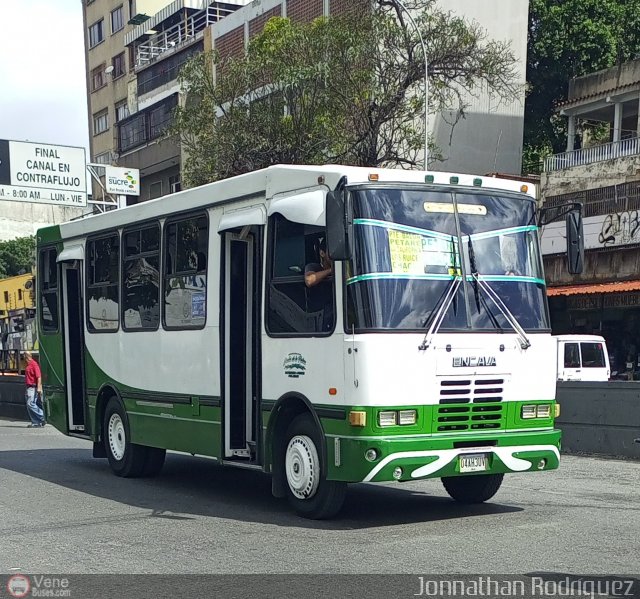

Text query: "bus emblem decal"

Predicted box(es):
[284, 353, 307, 378]
[453, 356, 497, 367]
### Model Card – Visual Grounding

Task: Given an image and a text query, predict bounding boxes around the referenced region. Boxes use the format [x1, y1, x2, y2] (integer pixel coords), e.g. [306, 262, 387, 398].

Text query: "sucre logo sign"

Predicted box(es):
[105, 166, 140, 196]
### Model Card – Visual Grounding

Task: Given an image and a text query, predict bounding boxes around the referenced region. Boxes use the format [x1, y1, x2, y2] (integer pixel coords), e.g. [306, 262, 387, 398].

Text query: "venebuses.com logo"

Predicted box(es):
[6, 574, 71, 597]
[7, 575, 30, 598]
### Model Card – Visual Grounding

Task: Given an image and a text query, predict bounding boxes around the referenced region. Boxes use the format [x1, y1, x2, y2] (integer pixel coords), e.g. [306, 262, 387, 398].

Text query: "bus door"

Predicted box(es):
[220, 217, 263, 462]
[60, 258, 87, 433]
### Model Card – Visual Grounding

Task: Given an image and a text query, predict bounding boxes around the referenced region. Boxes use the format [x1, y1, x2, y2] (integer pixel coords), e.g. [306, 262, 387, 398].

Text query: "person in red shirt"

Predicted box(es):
[24, 352, 45, 427]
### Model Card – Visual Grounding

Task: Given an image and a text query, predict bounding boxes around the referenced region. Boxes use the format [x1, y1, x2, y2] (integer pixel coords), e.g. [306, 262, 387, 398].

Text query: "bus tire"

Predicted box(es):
[441, 473, 504, 504]
[142, 447, 166, 477]
[103, 397, 147, 478]
[283, 413, 347, 519]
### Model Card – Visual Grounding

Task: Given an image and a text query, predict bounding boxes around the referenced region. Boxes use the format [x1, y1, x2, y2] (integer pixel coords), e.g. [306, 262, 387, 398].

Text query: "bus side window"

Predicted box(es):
[122, 224, 160, 331]
[163, 213, 208, 329]
[39, 247, 59, 333]
[86, 233, 120, 332]
[266, 214, 334, 335]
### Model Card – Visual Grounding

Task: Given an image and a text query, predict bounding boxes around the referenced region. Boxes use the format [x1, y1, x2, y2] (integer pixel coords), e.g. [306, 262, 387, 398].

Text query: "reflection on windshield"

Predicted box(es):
[345, 188, 549, 332]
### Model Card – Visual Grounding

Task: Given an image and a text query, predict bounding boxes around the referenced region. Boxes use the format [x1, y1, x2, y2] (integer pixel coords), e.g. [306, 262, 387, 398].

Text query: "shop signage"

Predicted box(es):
[602, 292, 640, 309]
[567, 295, 601, 311]
[567, 292, 640, 310]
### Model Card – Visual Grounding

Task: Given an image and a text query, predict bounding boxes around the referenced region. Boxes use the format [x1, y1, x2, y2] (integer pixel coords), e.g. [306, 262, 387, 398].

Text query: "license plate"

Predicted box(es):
[459, 453, 489, 473]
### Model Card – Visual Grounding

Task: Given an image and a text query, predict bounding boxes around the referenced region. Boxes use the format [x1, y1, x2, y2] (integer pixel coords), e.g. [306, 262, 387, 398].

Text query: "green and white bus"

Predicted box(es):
[36, 164, 582, 519]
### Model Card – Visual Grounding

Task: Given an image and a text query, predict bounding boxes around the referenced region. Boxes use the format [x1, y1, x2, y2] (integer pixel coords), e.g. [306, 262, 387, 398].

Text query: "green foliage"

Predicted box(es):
[0, 236, 35, 279]
[525, 0, 640, 157]
[172, 0, 519, 186]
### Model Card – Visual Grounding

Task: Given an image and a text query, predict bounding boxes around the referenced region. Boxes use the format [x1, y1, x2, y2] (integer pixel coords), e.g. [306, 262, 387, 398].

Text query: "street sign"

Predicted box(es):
[0, 139, 87, 207]
[105, 166, 140, 196]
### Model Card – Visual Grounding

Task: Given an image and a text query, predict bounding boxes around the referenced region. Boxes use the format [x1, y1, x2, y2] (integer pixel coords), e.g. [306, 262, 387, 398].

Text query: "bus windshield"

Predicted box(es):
[345, 186, 549, 332]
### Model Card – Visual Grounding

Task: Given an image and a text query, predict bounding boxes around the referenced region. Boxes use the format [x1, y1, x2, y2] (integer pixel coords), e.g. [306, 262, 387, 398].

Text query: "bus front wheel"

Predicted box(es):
[103, 397, 147, 478]
[441, 473, 504, 504]
[283, 413, 347, 519]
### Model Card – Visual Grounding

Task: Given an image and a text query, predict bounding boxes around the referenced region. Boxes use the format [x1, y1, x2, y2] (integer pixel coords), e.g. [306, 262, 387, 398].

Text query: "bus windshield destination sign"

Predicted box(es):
[0, 139, 87, 207]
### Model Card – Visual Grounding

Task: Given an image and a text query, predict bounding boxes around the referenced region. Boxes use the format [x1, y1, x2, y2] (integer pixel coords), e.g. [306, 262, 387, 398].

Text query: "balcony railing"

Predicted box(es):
[134, 4, 237, 69]
[117, 94, 179, 154]
[544, 137, 640, 172]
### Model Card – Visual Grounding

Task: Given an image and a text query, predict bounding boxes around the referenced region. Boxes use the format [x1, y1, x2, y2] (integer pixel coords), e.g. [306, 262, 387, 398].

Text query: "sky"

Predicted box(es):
[0, 1, 90, 156]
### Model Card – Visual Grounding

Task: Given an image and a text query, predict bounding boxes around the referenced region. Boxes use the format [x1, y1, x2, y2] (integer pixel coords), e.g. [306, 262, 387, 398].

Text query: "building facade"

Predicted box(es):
[432, 0, 529, 176]
[83, 0, 531, 204]
[540, 59, 640, 379]
[82, 0, 232, 203]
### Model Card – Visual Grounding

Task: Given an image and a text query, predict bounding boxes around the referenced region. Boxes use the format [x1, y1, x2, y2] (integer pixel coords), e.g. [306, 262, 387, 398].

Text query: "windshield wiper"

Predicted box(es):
[467, 236, 531, 350]
[418, 276, 461, 351]
[418, 235, 463, 350]
[468, 236, 481, 312]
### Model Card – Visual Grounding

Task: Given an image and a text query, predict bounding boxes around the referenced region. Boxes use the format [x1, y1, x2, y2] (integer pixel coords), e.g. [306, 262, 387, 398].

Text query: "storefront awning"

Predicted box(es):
[547, 280, 640, 296]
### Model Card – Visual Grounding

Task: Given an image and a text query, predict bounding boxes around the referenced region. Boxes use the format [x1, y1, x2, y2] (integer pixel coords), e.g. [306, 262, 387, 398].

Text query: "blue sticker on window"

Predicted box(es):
[191, 293, 205, 318]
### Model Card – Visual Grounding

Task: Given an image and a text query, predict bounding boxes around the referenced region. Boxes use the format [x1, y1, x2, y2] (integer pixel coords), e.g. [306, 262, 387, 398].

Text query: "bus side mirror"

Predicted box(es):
[566, 209, 584, 274]
[326, 187, 352, 261]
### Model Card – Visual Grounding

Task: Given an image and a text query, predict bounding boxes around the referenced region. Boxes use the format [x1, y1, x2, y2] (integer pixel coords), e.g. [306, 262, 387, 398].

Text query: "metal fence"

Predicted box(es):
[544, 137, 640, 172]
[544, 180, 640, 218]
[134, 4, 236, 69]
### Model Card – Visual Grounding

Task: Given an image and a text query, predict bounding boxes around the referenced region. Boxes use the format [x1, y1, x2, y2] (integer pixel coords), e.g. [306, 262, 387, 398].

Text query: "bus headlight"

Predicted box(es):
[521, 404, 552, 419]
[536, 404, 551, 418]
[378, 411, 397, 427]
[398, 410, 417, 425]
[378, 410, 418, 426]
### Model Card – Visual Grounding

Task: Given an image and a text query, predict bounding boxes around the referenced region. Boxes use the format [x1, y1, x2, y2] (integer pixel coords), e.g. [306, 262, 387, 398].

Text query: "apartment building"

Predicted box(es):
[83, 1, 243, 202]
[83, 0, 529, 203]
[82, 0, 361, 204]
[540, 59, 640, 378]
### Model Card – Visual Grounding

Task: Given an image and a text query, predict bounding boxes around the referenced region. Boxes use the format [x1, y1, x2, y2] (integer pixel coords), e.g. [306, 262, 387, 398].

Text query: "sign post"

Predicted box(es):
[0, 139, 87, 207]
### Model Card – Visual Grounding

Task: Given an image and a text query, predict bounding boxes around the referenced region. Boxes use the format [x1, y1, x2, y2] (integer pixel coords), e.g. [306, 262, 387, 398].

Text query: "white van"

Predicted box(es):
[555, 335, 610, 382]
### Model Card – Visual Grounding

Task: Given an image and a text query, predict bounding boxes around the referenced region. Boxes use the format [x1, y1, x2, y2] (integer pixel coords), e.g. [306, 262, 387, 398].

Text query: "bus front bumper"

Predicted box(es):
[329, 429, 561, 483]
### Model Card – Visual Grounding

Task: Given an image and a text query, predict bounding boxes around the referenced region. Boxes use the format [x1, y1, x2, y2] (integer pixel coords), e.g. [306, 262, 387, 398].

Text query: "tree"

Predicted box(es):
[0, 236, 35, 279]
[172, 0, 519, 186]
[525, 0, 640, 170]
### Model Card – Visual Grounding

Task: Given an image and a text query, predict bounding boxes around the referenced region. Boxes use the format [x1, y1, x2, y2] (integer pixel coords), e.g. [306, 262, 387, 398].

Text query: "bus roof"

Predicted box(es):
[38, 164, 537, 242]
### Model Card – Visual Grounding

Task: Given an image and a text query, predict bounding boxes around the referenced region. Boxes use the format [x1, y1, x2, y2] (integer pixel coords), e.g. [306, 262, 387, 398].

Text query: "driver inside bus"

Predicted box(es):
[305, 238, 333, 288]
[304, 238, 334, 332]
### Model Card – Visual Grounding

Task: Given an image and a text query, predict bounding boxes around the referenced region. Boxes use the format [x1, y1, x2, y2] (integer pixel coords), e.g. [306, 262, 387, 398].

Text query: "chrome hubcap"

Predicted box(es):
[285, 435, 320, 499]
[108, 413, 126, 461]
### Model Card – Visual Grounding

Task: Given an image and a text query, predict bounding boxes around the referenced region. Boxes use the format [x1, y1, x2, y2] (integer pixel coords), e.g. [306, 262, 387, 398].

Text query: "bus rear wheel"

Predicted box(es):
[441, 473, 504, 504]
[104, 397, 148, 478]
[283, 413, 347, 519]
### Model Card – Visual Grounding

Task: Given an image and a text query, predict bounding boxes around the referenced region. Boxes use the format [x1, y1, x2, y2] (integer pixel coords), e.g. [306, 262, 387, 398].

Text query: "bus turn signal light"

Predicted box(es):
[349, 411, 366, 427]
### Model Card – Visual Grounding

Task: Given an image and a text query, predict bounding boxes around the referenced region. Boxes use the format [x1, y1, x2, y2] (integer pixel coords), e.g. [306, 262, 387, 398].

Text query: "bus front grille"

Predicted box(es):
[436, 403, 504, 432]
[436, 377, 505, 432]
[439, 377, 504, 404]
